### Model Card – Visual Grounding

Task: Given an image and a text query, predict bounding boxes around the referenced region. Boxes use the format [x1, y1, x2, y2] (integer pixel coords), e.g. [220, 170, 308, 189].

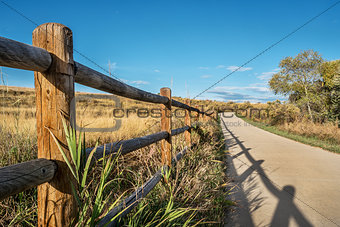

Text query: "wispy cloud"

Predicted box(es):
[119, 78, 129, 83]
[208, 90, 282, 103]
[216, 65, 226, 69]
[250, 82, 267, 87]
[119, 78, 149, 85]
[226, 66, 252, 72]
[198, 66, 209, 70]
[131, 80, 149, 85]
[154, 69, 160, 73]
[201, 74, 212, 79]
[206, 86, 284, 103]
[257, 68, 280, 80]
[212, 86, 269, 94]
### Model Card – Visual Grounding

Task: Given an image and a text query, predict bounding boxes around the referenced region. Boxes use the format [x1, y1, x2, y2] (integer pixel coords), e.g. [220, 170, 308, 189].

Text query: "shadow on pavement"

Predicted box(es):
[222, 117, 313, 227]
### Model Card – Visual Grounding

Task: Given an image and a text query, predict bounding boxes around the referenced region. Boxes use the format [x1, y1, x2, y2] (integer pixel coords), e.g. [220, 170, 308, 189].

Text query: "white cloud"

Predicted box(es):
[250, 82, 267, 87]
[257, 68, 280, 80]
[119, 78, 129, 83]
[212, 86, 269, 93]
[226, 66, 252, 72]
[154, 69, 160, 73]
[208, 89, 284, 103]
[131, 80, 149, 85]
[119, 78, 149, 85]
[201, 74, 212, 79]
[198, 66, 209, 70]
[216, 65, 226, 69]
[258, 72, 275, 80]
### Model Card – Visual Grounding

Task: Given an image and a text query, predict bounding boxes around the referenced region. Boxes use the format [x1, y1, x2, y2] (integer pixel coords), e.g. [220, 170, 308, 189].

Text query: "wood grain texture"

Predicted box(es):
[0, 36, 52, 72]
[160, 87, 172, 167]
[33, 23, 76, 227]
[0, 159, 57, 201]
[184, 100, 191, 147]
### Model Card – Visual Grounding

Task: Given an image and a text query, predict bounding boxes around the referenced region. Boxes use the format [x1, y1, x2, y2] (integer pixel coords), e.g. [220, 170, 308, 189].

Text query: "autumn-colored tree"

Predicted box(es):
[269, 50, 324, 122]
[319, 60, 340, 122]
[319, 60, 340, 89]
[329, 74, 340, 127]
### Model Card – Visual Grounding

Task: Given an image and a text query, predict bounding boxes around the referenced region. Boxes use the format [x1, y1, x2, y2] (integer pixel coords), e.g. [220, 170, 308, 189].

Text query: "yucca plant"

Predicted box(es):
[48, 118, 124, 226]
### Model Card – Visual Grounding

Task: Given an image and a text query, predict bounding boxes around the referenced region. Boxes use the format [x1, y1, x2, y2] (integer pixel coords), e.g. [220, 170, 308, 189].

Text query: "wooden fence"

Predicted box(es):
[0, 23, 214, 226]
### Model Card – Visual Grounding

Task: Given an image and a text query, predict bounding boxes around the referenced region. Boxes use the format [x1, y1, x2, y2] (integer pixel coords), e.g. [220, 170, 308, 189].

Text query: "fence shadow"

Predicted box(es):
[222, 117, 313, 227]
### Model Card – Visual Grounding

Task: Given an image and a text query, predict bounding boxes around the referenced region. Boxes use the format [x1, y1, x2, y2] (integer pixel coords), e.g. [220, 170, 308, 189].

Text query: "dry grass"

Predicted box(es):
[232, 102, 340, 151]
[278, 120, 340, 144]
[0, 86, 228, 226]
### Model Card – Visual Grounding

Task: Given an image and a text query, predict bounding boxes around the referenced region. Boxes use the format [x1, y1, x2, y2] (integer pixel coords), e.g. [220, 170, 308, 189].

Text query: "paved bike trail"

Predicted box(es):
[221, 113, 340, 227]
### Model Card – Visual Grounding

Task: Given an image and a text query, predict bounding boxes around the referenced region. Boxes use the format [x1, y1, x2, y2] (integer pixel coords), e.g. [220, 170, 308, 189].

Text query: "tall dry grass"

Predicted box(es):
[239, 102, 340, 152]
[0, 86, 228, 226]
[279, 120, 340, 144]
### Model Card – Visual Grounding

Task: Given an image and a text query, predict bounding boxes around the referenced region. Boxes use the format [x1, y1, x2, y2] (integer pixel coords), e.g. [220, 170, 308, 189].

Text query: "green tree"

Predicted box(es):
[269, 50, 324, 122]
[329, 74, 340, 127]
[319, 60, 340, 89]
[318, 60, 340, 121]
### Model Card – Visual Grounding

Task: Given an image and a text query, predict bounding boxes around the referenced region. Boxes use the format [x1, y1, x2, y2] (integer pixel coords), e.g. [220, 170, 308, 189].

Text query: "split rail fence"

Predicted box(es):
[0, 23, 214, 226]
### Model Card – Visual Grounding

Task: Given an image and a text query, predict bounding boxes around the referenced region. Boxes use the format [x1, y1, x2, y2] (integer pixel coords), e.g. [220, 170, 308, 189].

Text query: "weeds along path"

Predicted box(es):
[221, 113, 340, 227]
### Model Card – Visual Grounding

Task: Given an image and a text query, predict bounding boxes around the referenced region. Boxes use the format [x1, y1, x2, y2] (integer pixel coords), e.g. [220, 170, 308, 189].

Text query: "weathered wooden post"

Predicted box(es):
[184, 99, 191, 147]
[160, 88, 172, 167]
[33, 23, 76, 226]
[195, 105, 200, 122]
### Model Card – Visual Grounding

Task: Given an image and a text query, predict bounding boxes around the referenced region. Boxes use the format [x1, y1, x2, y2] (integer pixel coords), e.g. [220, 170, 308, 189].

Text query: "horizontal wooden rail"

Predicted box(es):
[98, 147, 188, 227]
[87, 126, 191, 160]
[87, 131, 168, 160]
[171, 100, 201, 113]
[172, 125, 190, 136]
[0, 25, 214, 226]
[98, 166, 165, 226]
[0, 36, 213, 116]
[75, 62, 169, 105]
[0, 159, 57, 201]
[0, 36, 52, 72]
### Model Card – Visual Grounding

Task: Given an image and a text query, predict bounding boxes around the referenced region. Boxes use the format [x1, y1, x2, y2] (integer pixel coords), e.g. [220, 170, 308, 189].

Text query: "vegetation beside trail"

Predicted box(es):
[0, 86, 229, 226]
[239, 115, 340, 154]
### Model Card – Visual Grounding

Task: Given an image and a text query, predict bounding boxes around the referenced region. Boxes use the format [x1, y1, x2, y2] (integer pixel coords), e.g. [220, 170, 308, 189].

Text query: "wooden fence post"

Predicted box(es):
[160, 88, 172, 167]
[195, 105, 200, 122]
[184, 99, 191, 147]
[33, 23, 76, 226]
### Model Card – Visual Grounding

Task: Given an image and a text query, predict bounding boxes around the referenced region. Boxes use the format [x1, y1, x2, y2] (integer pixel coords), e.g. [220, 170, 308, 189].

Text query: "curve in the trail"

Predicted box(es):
[221, 113, 340, 227]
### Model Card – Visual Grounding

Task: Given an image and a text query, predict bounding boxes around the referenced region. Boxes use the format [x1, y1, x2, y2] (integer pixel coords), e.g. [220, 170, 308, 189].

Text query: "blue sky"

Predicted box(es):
[1, 0, 339, 102]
